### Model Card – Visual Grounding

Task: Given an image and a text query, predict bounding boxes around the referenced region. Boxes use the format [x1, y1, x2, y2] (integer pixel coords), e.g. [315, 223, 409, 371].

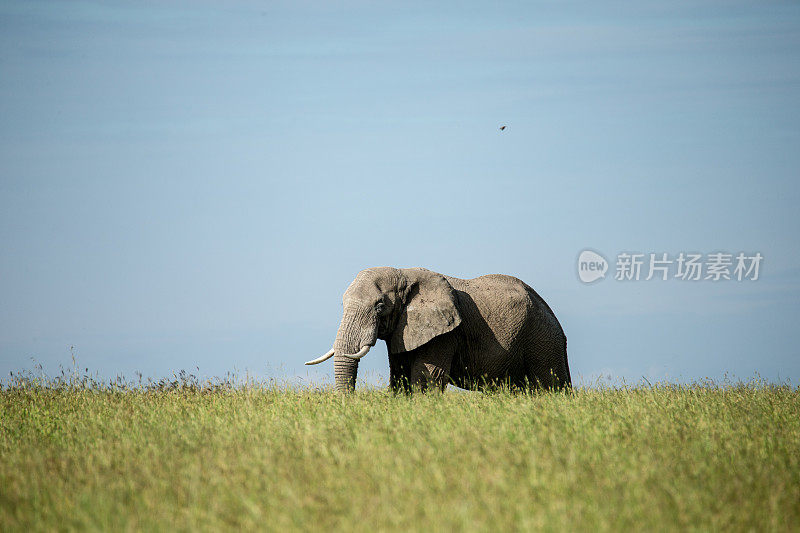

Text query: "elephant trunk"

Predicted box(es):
[332, 303, 377, 392]
[334, 354, 359, 392]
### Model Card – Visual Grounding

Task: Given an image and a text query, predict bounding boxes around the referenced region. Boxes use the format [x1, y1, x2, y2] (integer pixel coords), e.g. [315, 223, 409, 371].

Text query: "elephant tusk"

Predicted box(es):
[341, 345, 371, 360]
[305, 348, 335, 365]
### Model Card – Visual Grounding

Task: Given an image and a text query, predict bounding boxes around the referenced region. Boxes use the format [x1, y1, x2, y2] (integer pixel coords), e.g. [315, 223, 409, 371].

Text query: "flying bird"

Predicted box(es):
[499, 125, 506, 131]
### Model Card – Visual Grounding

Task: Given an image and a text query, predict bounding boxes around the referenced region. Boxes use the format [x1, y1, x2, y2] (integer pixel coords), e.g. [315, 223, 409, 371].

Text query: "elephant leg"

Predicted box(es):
[523, 352, 568, 391]
[517, 325, 570, 391]
[409, 342, 454, 393]
[389, 353, 413, 394]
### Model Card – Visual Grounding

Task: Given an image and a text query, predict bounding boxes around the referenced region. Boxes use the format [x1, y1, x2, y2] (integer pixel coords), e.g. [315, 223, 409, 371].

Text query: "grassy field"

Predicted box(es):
[1, 373, 798, 531]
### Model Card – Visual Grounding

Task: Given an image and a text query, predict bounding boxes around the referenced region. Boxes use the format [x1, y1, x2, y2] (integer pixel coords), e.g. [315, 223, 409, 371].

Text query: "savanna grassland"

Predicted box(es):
[1, 373, 798, 532]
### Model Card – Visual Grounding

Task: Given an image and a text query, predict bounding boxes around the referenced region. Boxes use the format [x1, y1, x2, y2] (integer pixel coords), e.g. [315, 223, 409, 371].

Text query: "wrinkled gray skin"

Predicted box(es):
[326, 267, 570, 393]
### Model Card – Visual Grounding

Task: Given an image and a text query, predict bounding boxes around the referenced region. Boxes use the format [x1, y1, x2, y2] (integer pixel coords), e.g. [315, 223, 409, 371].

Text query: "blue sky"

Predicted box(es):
[1, 1, 799, 386]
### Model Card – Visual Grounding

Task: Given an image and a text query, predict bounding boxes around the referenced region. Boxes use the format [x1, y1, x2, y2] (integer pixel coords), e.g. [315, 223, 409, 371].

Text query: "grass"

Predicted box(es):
[0, 370, 798, 531]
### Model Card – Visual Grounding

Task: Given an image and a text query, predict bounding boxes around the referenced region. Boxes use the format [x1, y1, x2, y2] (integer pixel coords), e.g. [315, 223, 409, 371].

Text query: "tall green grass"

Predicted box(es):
[1, 370, 798, 531]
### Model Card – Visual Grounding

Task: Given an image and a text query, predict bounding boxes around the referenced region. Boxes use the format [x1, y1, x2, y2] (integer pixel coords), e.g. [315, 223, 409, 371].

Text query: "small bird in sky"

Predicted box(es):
[499, 125, 506, 131]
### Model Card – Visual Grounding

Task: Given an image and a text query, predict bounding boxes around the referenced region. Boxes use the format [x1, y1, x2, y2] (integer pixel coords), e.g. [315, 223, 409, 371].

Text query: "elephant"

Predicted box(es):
[306, 267, 571, 393]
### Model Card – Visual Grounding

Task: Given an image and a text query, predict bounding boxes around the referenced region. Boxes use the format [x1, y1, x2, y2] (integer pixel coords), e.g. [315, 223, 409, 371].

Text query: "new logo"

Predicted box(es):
[577, 250, 608, 283]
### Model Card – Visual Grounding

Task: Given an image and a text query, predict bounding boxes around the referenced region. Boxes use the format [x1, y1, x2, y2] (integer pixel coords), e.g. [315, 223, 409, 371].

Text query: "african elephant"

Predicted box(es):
[306, 267, 571, 393]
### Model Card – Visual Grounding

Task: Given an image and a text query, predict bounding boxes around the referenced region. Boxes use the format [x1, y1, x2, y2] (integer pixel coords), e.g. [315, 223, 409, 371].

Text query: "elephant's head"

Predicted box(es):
[306, 267, 462, 392]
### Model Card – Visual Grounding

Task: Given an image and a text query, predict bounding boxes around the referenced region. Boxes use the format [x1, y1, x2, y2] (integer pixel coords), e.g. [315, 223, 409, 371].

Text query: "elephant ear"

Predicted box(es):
[390, 268, 462, 354]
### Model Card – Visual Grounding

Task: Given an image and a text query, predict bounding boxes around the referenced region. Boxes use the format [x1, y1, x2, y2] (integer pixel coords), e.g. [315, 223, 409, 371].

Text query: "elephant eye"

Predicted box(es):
[375, 302, 385, 314]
